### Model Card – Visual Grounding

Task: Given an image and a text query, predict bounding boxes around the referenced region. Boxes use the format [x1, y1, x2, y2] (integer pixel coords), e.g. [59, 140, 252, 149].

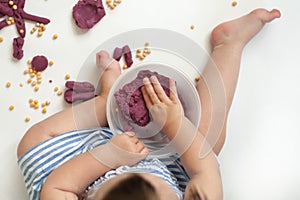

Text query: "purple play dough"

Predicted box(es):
[65, 81, 95, 93]
[123, 45, 133, 67]
[112, 45, 133, 67]
[13, 37, 24, 60]
[31, 55, 48, 72]
[113, 47, 123, 61]
[64, 89, 95, 104]
[114, 70, 171, 130]
[72, 0, 106, 29]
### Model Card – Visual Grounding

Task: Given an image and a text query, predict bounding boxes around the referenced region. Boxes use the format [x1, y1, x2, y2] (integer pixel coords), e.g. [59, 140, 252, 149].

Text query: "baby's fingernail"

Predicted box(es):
[141, 148, 149, 154]
[143, 77, 150, 84]
[125, 132, 135, 137]
[150, 76, 158, 82]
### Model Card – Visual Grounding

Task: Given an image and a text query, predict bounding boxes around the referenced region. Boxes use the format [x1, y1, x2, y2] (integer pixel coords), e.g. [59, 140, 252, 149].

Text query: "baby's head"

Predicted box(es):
[93, 173, 159, 200]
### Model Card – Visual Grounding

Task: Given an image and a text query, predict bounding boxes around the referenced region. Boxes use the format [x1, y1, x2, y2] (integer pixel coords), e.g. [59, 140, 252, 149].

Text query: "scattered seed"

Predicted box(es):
[53, 34, 58, 40]
[6, 82, 11, 87]
[232, 1, 237, 7]
[34, 86, 39, 91]
[19, 82, 23, 87]
[49, 60, 54, 66]
[65, 74, 71, 80]
[190, 25, 195, 30]
[8, 1, 14, 6]
[25, 117, 31, 122]
[0, 37, 3, 42]
[9, 105, 15, 110]
[195, 76, 200, 82]
[42, 108, 47, 114]
[57, 90, 63, 96]
[54, 86, 59, 92]
[123, 64, 128, 69]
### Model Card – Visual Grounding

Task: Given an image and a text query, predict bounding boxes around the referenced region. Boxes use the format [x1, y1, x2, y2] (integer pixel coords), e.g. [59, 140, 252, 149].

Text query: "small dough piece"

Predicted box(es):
[65, 81, 95, 93]
[72, 0, 106, 29]
[31, 55, 48, 72]
[13, 37, 24, 60]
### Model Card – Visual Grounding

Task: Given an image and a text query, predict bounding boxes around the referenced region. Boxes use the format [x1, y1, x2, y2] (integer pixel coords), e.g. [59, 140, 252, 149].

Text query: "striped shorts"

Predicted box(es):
[17, 127, 190, 200]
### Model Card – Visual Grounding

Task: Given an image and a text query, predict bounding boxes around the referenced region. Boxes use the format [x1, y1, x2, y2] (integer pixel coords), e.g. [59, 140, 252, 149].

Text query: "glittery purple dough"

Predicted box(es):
[114, 70, 171, 130]
[31, 55, 48, 72]
[72, 0, 106, 29]
[13, 37, 24, 60]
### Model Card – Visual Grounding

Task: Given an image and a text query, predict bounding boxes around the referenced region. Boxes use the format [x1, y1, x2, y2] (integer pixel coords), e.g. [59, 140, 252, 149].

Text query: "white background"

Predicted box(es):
[0, 0, 299, 199]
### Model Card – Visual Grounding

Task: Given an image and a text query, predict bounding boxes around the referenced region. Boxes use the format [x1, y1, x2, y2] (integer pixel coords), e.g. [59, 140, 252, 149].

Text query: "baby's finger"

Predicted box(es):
[141, 86, 153, 109]
[169, 79, 179, 102]
[150, 76, 169, 103]
[135, 140, 147, 153]
[143, 77, 160, 104]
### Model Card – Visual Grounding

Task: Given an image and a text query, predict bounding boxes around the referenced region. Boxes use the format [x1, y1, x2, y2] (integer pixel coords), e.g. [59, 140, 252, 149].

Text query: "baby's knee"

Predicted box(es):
[17, 123, 51, 158]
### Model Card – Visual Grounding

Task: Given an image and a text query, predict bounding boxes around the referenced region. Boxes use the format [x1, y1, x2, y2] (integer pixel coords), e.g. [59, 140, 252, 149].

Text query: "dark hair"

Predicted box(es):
[101, 174, 159, 200]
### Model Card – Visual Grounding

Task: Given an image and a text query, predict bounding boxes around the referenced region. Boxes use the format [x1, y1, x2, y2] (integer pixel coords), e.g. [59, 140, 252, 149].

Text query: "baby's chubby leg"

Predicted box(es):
[17, 51, 121, 157]
[197, 9, 281, 155]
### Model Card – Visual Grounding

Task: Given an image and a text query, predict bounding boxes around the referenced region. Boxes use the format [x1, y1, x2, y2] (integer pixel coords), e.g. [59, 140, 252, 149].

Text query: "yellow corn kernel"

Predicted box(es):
[45, 100, 51, 106]
[0, 37, 3, 42]
[41, 102, 46, 107]
[57, 90, 63, 96]
[27, 78, 32, 83]
[145, 42, 149, 46]
[49, 60, 54, 66]
[29, 98, 34, 103]
[37, 79, 42, 84]
[42, 108, 47, 114]
[9, 105, 15, 110]
[8, 1, 14, 6]
[31, 81, 37, 86]
[54, 86, 59, 92]
[195, 76, 200, 82]
[41, 26, 46, 31]
[232, 1, 237, 7]
[123, 64, 128, 69]
[34, 99, 38, 104]
[34, 86, 39, 91]
[6, 82, 11, 87]
[19, 82, 23, 87]
[12, 4, 17, 10]
[25, 117, 31, 122]
[53, 34, 58, 40]
[190, 25, 195, 30]
[23, 69, 29, 74]
[136, 49, 142, 54]
[65, 74, 71, 80]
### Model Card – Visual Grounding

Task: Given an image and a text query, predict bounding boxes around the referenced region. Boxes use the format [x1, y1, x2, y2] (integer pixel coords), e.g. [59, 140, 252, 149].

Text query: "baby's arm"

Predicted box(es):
[142, 76, 222, 199]
[40, 132, 148, 200]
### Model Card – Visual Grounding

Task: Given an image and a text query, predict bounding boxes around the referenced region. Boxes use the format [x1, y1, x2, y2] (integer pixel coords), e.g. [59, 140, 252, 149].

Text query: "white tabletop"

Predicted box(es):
[0, 0, 299, 199]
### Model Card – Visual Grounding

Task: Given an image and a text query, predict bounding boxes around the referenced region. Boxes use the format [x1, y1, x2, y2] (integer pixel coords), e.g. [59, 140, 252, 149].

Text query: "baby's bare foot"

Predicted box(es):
[96, 50, 121, 97]
[211, 8, 281, 49]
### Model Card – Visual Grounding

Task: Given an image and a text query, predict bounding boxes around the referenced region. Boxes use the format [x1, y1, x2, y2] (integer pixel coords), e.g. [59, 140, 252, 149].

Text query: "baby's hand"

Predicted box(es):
[141, 76, 184, 138]
[110, 132, 148, 155]
[90, 132, 148, 169]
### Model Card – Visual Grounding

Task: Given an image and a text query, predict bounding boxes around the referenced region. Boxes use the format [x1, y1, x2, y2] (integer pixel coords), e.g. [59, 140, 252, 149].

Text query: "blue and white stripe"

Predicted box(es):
[18, 127, 190, 200]
[18, 127, 112, 200]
